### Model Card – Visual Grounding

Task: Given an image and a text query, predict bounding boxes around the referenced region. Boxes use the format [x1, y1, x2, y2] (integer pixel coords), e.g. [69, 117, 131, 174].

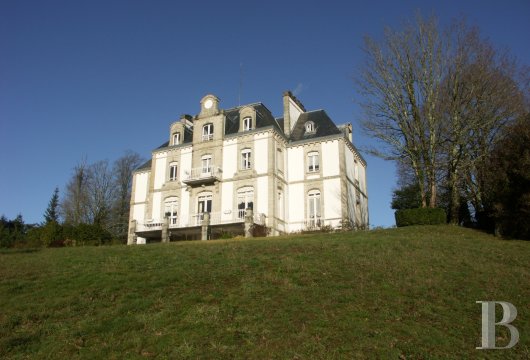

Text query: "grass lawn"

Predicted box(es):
[1, 225, 529, 359]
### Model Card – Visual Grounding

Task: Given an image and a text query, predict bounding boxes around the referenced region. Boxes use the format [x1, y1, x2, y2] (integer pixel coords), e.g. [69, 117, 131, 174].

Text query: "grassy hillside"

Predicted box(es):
[1, 226, 529, 359]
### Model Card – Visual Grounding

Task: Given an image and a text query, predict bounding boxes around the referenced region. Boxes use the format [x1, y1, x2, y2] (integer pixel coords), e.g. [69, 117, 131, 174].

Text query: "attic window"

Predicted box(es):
[243, 117, 253, 131]
[172, 132, 180, 145]
[305, 121, 315, 133]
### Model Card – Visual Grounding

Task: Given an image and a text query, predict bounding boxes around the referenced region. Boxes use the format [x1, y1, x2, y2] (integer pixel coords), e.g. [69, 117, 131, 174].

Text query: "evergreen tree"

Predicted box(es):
[44, 187, 60, 224]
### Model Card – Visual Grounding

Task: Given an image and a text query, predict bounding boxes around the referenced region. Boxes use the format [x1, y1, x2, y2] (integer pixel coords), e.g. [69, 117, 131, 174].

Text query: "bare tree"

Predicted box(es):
[111, 151, 143, 241]
[85, 160, 115, 227]
[357, 14, 446, 207]
[439, 26, 527, 222]
[61, 161, 90, 224]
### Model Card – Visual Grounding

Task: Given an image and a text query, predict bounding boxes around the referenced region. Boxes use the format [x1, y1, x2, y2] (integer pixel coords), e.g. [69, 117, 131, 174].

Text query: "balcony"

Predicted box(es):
[136, 210, 265, 231]
[182, 166, 222, 186]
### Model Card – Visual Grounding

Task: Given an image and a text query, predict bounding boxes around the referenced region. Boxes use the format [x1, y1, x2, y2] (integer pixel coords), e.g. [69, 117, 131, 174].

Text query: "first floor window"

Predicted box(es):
[169, 162, 178, 181]
[241, 149, 251, 170]
[201, 155, 212, 174]
[307, 190, 321, 227]
[308, 151, 319, 172]
[165, 197, 178, 225]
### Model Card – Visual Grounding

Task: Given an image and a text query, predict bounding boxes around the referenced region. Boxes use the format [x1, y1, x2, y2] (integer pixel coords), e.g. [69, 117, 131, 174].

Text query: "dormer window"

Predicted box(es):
[172, 132, 180, 145]
[305, 121, 315, 133]
[243, 117, 253, 131]
[202, 124, 214, 141]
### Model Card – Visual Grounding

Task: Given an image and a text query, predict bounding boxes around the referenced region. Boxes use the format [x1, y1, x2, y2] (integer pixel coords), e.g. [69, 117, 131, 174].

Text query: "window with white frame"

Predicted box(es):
[202, 123, 214, 141]
[241, 148, 251, 170]
[276, 148, 283, 173]
[172, 132, 180, 145]
[164, 197, 178, 226]
[169, 162, 178, 181]
[237, 187, 254, 219]
[201, 155, 212, 174]
[197, 192, 212, 212]
[277, 190, 284, 219]
[305, 121, 315, 133]
[307, 190, 321, 227]
[243, 117, 253, 131]
[307, 151, 319, 172]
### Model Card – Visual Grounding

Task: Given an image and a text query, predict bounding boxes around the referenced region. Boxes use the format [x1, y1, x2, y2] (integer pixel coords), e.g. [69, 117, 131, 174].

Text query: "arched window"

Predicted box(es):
[307, 151, 319, 172]
[243, 117, 253, 131]
[172, 132, 180, 145]
[307, 190, 321, 228]
[241, 148, 251, 170]
[237, 187, 254, 219]
[169, 162, 178, 181]
[202, 123, 214, 141]
[305, 121, 315, 133]
[164, 197, 178, 226]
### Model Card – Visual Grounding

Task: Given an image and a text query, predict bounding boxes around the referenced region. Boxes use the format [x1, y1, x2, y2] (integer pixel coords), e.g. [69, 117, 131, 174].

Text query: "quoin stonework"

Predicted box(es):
[128, 92, 368, 244]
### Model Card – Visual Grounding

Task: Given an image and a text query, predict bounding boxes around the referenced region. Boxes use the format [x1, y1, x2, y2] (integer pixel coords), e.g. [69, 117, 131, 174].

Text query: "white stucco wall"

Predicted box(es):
[133, 204, 145, 223]
[323, 178, 341, 224]
[221, 181, 234, 222]
[256, 176, 268, 217]
[222, 139, 237, 180]
[152, 192, 161, 221]
[154, 153, 167, 190]
[180, 187, 190, 227]
[344, 144, 355, 183]
[288, 98, 302, 131]
[134, 172, 149, 203]
[287, 183, 304, 226]
[254, 134, 268, 175]
[180, 147, 192, 181]
[322, 141, 339, 177]
[287, 146, 304, 182]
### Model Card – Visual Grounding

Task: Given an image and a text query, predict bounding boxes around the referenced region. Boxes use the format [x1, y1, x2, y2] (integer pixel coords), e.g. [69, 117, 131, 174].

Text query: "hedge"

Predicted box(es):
[395, 208, 446, 227]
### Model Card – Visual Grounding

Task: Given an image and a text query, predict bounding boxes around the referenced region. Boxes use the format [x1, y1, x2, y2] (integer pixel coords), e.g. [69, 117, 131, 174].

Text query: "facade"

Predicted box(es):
[128, 92, 368, 244]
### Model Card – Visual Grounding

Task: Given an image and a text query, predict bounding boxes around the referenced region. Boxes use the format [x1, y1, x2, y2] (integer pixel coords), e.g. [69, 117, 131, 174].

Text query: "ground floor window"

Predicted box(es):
[237, 187, 254, 218]
[165, 197, 178, 225]
[307, 190, 321, 227]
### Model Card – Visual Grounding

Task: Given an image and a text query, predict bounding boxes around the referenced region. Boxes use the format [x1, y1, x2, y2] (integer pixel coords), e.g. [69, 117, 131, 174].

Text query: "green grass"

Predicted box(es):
[1, 225, 529, 359]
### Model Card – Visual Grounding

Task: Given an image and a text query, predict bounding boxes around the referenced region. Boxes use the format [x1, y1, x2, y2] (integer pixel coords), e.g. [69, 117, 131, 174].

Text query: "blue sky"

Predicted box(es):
[1, 0, 529, 227]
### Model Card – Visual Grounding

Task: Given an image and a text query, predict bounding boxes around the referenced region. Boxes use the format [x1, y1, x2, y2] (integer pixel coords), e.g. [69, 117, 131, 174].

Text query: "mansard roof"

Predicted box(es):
[224, 103, 282, 135]
[289, 110, 342, 142]
[136, 159, 152, 171]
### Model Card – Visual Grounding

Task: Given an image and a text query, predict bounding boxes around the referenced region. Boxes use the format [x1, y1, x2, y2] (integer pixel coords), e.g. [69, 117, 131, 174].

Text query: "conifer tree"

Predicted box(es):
[44, 187, 60, 224]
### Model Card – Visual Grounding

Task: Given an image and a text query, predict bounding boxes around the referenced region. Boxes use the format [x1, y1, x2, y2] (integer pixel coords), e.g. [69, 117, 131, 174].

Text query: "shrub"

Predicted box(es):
[63, 224, 113, 246]
[395, 208, 446, 227]
[250, 224, 271, 237]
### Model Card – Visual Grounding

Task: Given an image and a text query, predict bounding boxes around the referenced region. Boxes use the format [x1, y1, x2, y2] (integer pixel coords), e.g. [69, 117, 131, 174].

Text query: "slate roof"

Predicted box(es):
[150, 102, 347, 155]
[289, 110, 342, 142]
[224, 103, 282, 135]
[136, 159, 152, 171]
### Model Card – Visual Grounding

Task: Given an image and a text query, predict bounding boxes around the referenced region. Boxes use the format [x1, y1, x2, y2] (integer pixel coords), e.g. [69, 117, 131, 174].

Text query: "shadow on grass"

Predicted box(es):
[0, 248, 42, 255]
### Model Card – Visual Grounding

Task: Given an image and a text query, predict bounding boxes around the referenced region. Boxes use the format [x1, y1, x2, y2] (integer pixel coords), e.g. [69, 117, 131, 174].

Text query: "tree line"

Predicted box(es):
[358, 14, 529, 238]
[1, 151, 143, 248]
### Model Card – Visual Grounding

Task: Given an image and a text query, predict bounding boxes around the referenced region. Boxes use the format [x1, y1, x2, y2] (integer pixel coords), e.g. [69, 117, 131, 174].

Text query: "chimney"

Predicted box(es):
[282, 91, 292, 137]
[282, 91, 306, 137]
